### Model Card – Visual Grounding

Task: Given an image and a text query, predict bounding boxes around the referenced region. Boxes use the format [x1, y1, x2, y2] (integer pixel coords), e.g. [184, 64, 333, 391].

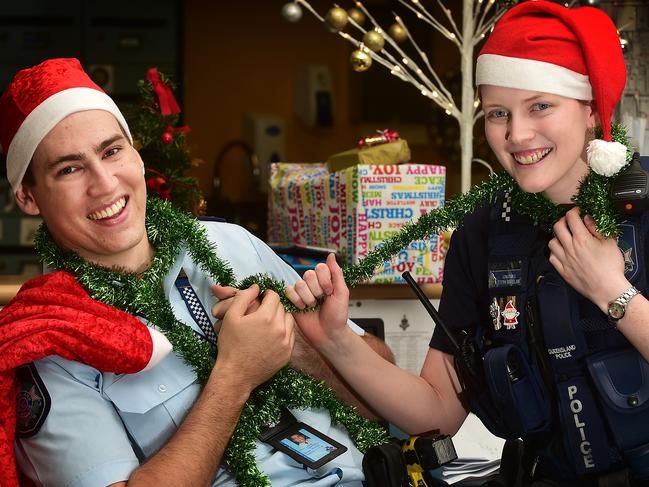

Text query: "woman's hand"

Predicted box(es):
[549, 207, 630, 313]
[285, 253, 352, 351]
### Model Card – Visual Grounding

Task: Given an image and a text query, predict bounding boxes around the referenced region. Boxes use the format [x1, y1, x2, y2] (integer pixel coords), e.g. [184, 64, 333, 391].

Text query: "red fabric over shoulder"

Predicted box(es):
[0, 271, 154, 486]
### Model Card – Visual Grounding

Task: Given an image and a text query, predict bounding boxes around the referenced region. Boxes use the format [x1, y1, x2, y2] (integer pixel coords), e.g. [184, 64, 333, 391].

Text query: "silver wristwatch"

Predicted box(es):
[607, 286, 640, 324]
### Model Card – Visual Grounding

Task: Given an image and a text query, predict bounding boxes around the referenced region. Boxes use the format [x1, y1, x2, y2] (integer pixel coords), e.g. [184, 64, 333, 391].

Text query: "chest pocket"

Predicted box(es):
[102, 351, 200, 457]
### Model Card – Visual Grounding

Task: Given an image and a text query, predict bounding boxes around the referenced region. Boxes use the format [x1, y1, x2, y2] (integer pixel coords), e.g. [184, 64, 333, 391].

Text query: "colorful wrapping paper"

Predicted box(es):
[268, 163, 445, 284]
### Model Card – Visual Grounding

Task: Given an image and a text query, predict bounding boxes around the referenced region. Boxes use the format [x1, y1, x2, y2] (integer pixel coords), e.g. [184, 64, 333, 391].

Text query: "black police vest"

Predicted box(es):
[467, 183, 649, 481]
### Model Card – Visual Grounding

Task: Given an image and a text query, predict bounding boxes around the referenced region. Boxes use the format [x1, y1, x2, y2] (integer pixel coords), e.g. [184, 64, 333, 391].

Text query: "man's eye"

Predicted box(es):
[58, 166, 78, 176]
[105, 147, 121, 158]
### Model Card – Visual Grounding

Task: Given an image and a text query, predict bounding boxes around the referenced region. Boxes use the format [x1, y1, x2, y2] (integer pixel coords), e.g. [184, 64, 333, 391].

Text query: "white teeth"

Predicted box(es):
[88, 197, 126, 220]
[513, 148, 552, 165]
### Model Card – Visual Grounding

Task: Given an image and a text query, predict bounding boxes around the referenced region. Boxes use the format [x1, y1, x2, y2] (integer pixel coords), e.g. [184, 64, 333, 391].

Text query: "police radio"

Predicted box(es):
[610, 151, 649, 215]
[402, 272, 486, 395]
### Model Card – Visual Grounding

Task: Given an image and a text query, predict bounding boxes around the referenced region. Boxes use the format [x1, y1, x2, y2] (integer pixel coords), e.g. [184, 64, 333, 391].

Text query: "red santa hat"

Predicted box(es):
[0, 58, 132, 194]
[476, 0, 628, 176]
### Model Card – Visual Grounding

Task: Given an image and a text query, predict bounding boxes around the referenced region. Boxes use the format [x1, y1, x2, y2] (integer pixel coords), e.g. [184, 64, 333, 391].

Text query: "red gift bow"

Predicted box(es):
[357, 128, 400, 148]
[146, 68, 181, 116]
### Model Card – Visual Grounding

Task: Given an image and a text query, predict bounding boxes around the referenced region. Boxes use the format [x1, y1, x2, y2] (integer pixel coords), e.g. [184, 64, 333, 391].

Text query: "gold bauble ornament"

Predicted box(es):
[363, 30, 384, 52]
[350, 49, 372, 72]
[348, 7, 365, 25]
[388, 23, 408, 43]
[325, 6, 348, 31]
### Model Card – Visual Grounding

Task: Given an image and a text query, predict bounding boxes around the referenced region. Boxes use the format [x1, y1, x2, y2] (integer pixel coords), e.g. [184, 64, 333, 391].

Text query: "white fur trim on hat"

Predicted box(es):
[587, 139, 628, 177]
[7, 87, 132, 194]
[476, 54, 593, 101]
[141, 327, 173, 372]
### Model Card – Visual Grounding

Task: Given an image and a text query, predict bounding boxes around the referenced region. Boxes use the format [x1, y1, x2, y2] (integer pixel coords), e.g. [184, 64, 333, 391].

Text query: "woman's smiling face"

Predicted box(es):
[481, 85, 596, 204]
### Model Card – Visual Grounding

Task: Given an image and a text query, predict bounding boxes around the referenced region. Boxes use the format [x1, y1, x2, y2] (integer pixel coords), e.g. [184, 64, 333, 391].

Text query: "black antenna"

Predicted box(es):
[402, 271, 460, 353]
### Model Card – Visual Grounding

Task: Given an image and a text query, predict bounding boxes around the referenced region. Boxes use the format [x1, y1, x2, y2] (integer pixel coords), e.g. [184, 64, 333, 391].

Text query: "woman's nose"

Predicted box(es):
[506, 116, 534, 145]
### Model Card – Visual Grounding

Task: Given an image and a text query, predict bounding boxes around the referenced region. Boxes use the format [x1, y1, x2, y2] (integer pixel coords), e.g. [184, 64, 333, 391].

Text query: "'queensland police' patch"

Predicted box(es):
[488, 260, 523, 289]
[16, 364, 51, 438]
[618, 223, 638, 281]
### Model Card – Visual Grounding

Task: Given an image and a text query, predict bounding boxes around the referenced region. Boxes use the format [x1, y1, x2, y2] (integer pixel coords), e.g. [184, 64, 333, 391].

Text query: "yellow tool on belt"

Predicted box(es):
[402, 436, 430, 487]
[362, 434, 457, 487]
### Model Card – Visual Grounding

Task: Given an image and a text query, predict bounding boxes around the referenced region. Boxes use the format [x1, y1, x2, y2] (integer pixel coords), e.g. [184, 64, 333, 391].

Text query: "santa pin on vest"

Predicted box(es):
[501, 299, 519, 330]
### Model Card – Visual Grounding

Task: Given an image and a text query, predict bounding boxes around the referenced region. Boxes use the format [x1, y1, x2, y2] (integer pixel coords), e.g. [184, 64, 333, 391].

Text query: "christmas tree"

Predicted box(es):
[124, 68, 204, 214]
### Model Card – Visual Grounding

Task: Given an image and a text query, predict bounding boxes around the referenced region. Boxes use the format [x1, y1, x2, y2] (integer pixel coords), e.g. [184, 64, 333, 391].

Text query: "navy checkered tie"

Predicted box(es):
[175, 270, 218, 349]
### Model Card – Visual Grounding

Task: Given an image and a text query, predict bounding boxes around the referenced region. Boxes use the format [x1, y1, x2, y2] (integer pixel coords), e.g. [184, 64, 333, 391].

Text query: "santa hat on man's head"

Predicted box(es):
[476, 0, 628, 176]
[0, 58, 132, 194]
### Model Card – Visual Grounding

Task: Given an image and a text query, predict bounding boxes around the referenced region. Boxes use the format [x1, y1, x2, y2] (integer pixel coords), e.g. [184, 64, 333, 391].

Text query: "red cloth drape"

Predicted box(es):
[0, 271, 154, 486]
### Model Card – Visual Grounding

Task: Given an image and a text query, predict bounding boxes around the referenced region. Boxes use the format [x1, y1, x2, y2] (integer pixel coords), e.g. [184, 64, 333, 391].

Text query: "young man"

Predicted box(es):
[0, 58, 389, 487]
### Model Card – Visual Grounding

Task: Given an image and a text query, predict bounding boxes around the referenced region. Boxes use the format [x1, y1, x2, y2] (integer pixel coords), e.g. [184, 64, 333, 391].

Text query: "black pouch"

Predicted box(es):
[363, 442, 409, 487]
[587, 348, 649, 478]
[482, 343, 552, 438]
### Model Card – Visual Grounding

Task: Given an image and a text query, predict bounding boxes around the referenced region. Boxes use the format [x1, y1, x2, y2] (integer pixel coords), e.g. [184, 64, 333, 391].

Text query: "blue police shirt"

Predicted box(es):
[15, 221, 365, 486]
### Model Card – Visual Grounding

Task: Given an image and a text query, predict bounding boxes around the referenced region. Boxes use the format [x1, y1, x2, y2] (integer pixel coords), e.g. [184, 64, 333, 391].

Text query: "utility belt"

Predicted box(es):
[460, 269, 649, 481]
[362, 435, 457, 487]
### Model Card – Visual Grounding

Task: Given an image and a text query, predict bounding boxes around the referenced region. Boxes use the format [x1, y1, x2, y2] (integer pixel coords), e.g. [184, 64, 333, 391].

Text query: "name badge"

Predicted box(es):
[488, 260, 523, 289]
[260, 409, 347, 469]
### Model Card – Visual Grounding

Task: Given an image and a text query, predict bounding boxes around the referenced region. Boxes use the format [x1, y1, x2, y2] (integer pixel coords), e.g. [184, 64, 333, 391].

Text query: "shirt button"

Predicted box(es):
[158, 384, 168, 393]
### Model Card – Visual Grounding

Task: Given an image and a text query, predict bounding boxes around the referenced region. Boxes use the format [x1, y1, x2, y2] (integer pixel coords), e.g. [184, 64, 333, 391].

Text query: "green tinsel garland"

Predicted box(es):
[33, 124, 631, 485]
[34, 200, 390, 487]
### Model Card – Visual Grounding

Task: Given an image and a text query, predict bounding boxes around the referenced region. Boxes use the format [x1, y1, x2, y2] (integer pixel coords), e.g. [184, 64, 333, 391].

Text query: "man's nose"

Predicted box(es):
[505, 116, 534, 145]
[87, 162, 119, 196]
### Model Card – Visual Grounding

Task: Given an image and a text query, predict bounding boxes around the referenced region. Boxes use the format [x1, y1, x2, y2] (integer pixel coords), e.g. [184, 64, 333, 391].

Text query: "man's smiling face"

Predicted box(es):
[16, 109, 152, 271]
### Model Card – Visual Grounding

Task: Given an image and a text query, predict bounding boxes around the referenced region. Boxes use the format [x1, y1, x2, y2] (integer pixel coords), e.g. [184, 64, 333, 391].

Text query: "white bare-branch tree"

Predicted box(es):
[295, 0, 509, 192]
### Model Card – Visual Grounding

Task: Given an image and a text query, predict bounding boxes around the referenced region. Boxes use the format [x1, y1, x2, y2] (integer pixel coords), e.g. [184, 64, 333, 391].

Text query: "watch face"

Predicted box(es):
[609, 302, 625, 320]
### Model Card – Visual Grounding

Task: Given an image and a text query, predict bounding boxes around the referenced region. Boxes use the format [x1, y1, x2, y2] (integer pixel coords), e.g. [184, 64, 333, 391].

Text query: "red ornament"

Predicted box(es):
[146, 176, 172, 200]
[160, 131, 173, 144]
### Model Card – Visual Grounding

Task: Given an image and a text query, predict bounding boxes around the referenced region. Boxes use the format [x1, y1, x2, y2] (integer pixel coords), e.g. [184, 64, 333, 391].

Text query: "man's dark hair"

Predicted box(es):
[21, 163, 35, 187]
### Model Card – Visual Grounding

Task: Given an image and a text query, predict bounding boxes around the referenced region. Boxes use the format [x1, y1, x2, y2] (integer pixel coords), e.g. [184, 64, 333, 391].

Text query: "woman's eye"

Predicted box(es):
[488, 109, 509, 119]
[532, 102, 551, 111]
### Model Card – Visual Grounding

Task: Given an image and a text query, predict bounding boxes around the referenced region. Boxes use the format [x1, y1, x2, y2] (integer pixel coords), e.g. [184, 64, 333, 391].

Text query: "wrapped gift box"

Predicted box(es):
[326, 139, 411, 172]
[268, 163, 445, 284]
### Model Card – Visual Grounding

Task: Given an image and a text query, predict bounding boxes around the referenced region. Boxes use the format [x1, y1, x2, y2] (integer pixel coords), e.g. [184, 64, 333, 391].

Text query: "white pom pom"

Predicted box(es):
[587, 139, 628, 177]
[142, 327, 173, 372]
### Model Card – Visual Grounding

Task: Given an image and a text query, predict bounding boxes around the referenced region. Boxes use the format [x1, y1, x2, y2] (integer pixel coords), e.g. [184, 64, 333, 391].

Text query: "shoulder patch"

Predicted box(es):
[16, 364, 51, 438]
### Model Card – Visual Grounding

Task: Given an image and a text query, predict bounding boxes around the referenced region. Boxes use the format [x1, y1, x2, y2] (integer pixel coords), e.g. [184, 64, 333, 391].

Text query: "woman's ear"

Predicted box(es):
[588, 100, 599, 129]
[15, 184, 41, 216]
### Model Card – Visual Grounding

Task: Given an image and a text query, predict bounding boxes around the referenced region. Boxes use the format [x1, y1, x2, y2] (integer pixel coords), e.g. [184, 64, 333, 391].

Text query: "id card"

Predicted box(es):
[260, 409, 347, 469]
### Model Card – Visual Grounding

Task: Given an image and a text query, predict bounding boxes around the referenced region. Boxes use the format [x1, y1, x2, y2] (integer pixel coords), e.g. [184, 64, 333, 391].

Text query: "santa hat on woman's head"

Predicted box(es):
[476, 0, 628, 176]
[0, 58, 132, 194]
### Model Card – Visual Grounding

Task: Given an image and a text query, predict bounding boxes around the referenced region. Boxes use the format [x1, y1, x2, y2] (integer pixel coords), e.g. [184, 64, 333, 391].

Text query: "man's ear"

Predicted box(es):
[15, 184, 41, 216]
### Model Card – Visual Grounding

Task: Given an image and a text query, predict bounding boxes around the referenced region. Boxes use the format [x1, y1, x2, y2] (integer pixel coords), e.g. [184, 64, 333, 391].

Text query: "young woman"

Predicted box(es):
[287, 1, 649, 484]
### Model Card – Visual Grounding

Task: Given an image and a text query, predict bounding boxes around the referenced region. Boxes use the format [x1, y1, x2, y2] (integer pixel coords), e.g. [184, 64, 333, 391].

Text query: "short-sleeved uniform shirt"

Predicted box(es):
[15, 221, 365, 487]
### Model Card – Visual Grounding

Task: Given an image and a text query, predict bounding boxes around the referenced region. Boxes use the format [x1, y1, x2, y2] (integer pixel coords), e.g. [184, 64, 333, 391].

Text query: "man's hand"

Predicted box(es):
[285, 253, 351, 351]
[212, 284, 295, 391]
[549, 207, 630, 313]
[211, 285, 260, 331]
